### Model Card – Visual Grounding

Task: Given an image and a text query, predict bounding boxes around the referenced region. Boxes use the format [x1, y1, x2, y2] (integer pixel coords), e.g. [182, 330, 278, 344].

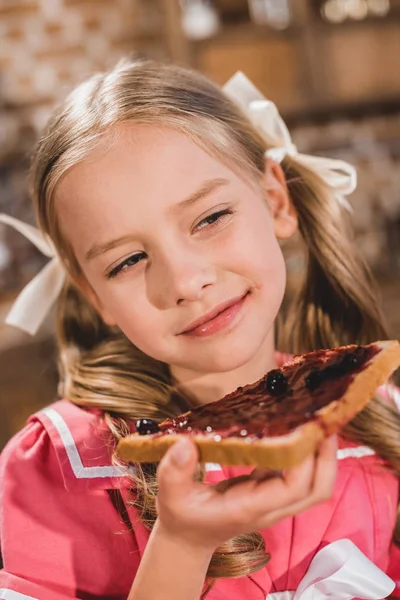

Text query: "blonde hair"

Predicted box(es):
[31, 60, 400, 592]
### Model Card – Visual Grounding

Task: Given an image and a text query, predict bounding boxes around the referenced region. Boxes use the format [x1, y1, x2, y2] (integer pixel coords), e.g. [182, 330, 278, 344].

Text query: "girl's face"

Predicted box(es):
[56, 124, 296, 383]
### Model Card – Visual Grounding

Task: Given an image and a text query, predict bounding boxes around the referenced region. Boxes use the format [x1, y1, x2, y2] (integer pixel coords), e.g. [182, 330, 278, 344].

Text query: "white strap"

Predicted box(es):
[223, 72, 357, 211]
[267, 539, 395, 599]
[0, 214, 66, 335]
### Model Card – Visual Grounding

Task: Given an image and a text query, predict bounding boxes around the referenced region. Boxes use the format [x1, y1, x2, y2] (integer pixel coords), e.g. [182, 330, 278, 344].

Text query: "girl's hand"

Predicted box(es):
[156, 435, 337, 552]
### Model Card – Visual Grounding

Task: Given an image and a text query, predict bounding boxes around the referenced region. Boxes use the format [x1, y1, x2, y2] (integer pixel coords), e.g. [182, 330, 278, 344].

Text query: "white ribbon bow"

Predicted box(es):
[267, 539, 395, 600]
[223, 72, 357, 211]
[0, 214, 65, 335]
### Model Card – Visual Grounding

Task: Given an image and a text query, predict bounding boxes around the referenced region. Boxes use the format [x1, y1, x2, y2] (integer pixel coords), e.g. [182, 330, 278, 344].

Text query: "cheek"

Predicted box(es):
[229, 208, 286, 286]
[101, 288, 153, 331]
[257, 234, 286, 282]
[97, 287, 173, 357]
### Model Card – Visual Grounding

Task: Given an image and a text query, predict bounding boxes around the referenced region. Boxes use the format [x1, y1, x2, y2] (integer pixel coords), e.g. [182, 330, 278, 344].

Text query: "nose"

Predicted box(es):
[146, 246, 217, 309]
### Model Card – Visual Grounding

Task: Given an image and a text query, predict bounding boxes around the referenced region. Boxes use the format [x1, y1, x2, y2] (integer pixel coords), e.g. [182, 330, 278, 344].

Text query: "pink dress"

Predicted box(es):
[0, 388, 399, 599]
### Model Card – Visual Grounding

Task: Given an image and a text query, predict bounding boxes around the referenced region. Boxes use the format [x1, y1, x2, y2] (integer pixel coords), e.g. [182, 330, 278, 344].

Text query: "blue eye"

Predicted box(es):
[107, 252, 146, 279]
[195, 208, 234, 231]
[106, 209, 234, 279]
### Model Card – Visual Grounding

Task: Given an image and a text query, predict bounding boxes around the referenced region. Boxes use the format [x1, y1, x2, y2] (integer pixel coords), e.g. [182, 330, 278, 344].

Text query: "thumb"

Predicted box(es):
[157, 437, 199, 502]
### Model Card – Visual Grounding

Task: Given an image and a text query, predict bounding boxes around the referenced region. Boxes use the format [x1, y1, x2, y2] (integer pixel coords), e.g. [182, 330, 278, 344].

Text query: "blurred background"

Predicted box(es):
[0, 0, 399, 450]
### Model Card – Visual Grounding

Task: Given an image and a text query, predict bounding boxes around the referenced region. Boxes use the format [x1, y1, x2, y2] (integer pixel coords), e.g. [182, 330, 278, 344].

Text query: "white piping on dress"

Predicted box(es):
[337, 446, 375, 459]
[204, 446, 375, 472]
[204, 463, 223, 471]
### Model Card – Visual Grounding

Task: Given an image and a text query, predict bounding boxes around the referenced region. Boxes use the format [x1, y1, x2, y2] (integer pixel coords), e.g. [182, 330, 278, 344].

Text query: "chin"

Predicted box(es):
[181, 336, 266, 375]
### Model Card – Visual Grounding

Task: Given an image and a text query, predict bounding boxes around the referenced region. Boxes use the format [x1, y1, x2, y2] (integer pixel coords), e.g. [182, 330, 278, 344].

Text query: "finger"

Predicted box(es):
[283, 435, 337, 501]
[242, 454, 315, 518]
[257, 436, 338, 527]
[282, 436, 337, 508]
[281, 453, 316, 500]
[157, 437, 199, 504]
[217, 454, 315, 523]
[309, 435, 338, 500]
[211, 467, 284, 495]
[214, 474, 252, 493]
[317, 434, 338, 461]
[250, 467, 283, 482]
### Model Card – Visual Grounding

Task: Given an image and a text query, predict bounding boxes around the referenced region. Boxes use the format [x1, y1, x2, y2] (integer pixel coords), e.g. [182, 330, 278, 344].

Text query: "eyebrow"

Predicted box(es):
[85, 177, 229, 262]
[169, 177, 229, 213]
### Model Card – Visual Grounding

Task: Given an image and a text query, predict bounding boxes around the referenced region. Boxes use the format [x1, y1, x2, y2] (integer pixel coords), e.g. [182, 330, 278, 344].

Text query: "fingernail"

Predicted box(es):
[170, 439, 192, 466]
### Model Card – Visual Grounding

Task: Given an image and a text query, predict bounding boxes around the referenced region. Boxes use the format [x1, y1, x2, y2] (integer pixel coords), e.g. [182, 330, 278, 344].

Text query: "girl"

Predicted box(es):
[0, 60, 399, 600]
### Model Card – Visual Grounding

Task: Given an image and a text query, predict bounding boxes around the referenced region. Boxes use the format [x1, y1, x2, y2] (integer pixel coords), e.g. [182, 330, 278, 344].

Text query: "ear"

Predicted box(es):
[77, 278, 117, 327]
[263, 158, 298, 239]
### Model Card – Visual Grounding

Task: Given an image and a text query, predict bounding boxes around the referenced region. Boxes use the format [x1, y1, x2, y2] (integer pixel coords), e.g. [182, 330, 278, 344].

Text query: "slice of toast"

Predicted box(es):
[116, 340, 400, 469]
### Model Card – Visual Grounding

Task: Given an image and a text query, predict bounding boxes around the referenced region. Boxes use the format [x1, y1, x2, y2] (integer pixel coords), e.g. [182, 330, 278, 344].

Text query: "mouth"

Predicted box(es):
[178, 291, 250, 337]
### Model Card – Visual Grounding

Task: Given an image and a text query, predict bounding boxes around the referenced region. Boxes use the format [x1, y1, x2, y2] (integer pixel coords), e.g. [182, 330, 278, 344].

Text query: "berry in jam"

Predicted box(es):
[305, 370, 324, 391]
[306, 349, 363, 391]
[136, 419, 160, 435]
[265, 369, 288, 395]
[339, 351, 360, 372]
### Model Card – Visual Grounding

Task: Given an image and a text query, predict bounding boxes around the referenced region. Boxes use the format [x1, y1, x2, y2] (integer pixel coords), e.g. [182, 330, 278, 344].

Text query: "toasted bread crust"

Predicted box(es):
[316, 340, 400, 435]
[116, 340, 400, 469]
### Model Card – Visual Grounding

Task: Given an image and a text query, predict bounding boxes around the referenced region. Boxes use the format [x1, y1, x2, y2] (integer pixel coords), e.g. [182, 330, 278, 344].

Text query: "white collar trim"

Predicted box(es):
[40, 406, 125, 479]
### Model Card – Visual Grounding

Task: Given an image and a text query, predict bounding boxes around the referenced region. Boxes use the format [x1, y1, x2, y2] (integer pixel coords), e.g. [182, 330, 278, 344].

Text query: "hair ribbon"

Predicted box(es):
[223, 71, 357, 210]
[0, 213, 65, 335]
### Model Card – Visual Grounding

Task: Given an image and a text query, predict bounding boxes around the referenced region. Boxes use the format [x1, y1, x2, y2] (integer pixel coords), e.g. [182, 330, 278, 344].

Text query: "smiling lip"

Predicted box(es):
[178, 292, 249, 337]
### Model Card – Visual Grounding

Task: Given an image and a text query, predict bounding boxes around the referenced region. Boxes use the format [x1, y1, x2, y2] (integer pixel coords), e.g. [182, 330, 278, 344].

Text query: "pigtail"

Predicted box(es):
[280, 159, 400, 548]
[280, 160, 387, 352]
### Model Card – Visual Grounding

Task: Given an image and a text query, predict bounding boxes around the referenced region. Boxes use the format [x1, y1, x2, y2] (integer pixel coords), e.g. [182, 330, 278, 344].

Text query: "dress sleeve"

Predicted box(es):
[380, 385, 400, 597]
[0, 419, 140, 599]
